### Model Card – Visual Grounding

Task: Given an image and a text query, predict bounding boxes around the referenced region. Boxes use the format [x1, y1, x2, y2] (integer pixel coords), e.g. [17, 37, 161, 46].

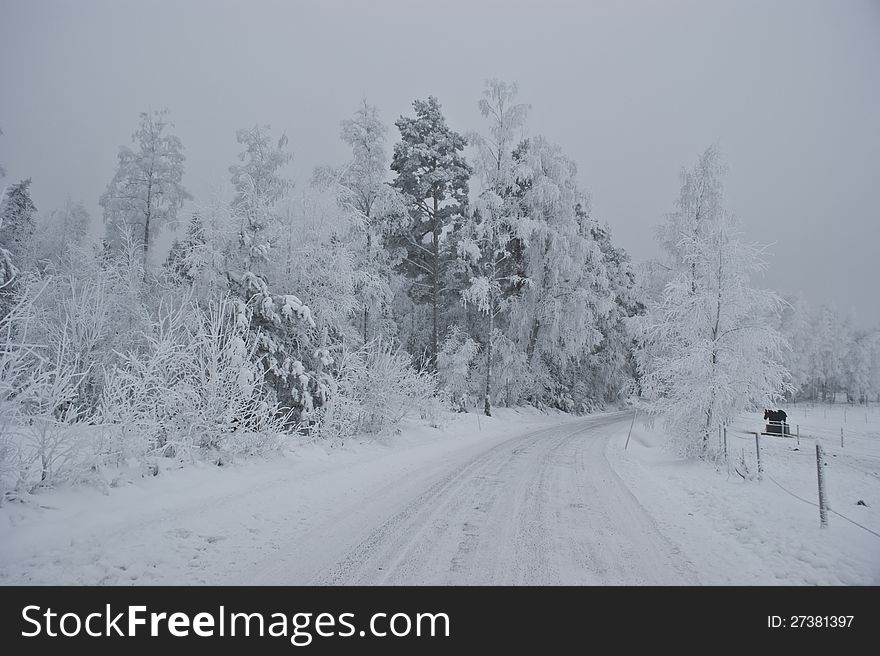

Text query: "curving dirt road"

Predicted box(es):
[243, 413, 697, 585]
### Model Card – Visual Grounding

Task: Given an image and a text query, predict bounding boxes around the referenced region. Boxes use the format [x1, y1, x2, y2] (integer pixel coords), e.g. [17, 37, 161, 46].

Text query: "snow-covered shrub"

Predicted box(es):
[0, 290, 39, 499]
[0, 283, 106, 497]
[310, 339, 439, 441]
[15, 338, 90, 489]
[99, 293, 194, 461]
[490, 331, 533, 408]
[185, 296, 291, 458]
[356, 340, 437, 432]
[25, 238, 153, 420]
[99, 294, 290, 466]
[436, 326, 480, 411]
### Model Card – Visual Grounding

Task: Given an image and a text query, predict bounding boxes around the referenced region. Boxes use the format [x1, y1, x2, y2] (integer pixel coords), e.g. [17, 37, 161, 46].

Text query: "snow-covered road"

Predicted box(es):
[242, 413, 696, 585]
[1, 410, 698, 585]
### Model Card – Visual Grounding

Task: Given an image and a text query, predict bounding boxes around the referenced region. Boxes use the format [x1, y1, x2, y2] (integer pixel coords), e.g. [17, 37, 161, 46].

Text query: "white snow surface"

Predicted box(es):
[1, 404, 878, 585]
[609, 403, 880, 585]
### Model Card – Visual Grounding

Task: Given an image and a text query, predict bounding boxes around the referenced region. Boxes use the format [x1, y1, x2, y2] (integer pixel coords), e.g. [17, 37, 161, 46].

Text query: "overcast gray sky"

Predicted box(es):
[1, 0, 878, 324]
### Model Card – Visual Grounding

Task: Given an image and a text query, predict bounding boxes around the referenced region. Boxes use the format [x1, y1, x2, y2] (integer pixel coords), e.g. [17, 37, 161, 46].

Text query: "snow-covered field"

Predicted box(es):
[609, 402, 880, 585]
[2, 403, 878, 586]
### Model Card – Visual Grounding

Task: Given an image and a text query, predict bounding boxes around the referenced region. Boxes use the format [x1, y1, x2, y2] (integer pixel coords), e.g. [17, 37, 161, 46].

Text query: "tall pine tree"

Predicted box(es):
[391, 96, 471, 369]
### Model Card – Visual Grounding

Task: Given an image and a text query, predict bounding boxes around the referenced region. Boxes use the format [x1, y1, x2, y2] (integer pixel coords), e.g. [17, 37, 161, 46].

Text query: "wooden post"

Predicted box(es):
[625, 409, 636, 450]
[840, 427, 844, 448]
[754, 432, 763, 481]
[796, 424, 800, 445]
[816, 444, 828, 528]
[723, 426, 728, 461]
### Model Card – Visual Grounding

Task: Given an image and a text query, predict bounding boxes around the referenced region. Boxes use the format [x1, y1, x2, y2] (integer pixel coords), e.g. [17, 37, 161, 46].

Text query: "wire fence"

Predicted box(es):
[718, 412, 880, 542]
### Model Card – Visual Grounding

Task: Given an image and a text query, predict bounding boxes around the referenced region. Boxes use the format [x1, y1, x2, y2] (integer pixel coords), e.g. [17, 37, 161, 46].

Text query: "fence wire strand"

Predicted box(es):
[764, 473, 880, 541]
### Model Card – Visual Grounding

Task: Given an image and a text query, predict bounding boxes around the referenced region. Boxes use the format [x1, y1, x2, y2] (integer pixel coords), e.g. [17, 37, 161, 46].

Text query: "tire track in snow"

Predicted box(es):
[283, 414, 697, 585]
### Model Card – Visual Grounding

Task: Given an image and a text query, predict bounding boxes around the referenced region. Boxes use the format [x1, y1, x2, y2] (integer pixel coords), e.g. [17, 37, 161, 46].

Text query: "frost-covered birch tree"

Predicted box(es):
[100, 110, 190, 271]
[313, 100, 405, 344]
[459, 80, 530, 415]
[505, 138, 614, 408]
[637, 147, 791, 456]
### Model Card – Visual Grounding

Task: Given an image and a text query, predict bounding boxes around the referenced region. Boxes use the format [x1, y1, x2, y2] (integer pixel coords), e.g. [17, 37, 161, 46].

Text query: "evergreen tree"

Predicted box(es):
[0, 178, 37, 262]
[0, 179, 37, 315]
[391, 96, 471, 369]
[164, 212, 206, 286]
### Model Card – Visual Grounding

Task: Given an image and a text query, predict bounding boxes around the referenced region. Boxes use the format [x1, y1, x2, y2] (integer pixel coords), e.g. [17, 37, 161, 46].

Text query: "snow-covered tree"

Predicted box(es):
[33, 199, 92, 270]
[225, 125, 327, 425]
[313, 100, 405, 344]
[842, 330, 876, 403]
[274, 190, 359, 340]
[459, 80, 530, 415]
[867, 330, 880, 403]
[657, 145, 725, 295]
[0, 127, 6, 180]
[164, 212, 206, 286]
[776, 298, 880, 404]
[0, 179, 37, 315]
[578, 222, 642, 406]
[100, 110, 190, 271]
[812, 305, 849, 402]
[637, 147, 791, 456]
[0, 178, 37, 263]
[391, 96, 472, 369]
[776, 294, 816, 400]
[508, 139, 613, 396]
[229, 125, 292, 262]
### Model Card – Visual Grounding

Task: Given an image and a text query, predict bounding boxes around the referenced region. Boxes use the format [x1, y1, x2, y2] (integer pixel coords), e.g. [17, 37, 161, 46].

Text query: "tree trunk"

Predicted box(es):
[484, 300, 493, 417]
[527, 318, 540, 362]
[410, 300, 415, 355]
[143, 178, 152, 282]
[363, 306, 368, 346]
[431, 194, 439, 371]
[363, 231, 371, 345]
[704, 242, 725, 454]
